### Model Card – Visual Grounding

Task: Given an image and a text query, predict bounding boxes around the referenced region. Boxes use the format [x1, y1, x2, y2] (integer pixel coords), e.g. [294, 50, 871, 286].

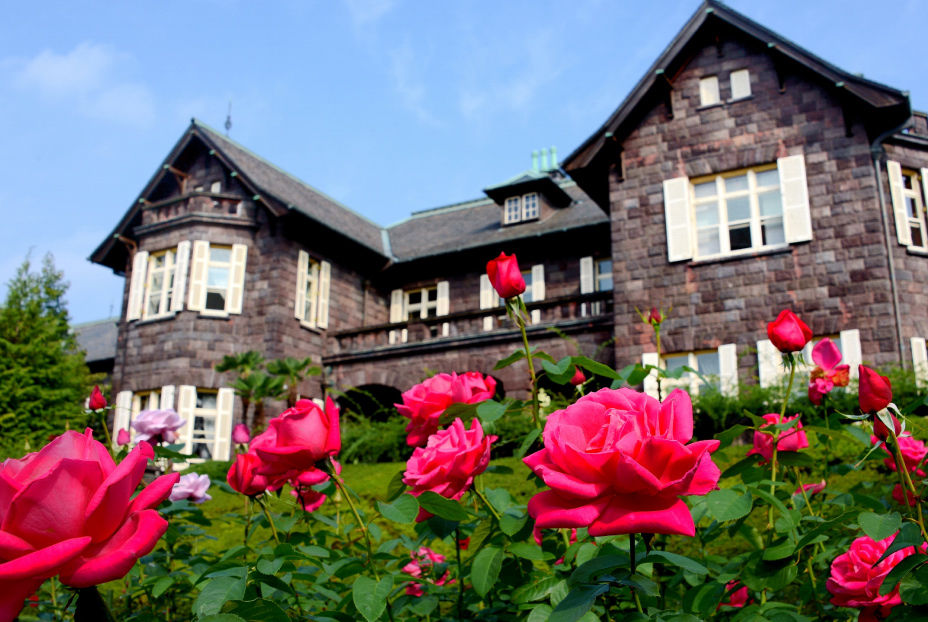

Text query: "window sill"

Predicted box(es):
[299, 320, 323, 334]
[696, 101, 724, 112]
[907, 246, 928, 257]
[689, 244, 792, 266]
[134, 313, 177, 326]
[727, 95, 754, 104]
[198, 311, 231, 319]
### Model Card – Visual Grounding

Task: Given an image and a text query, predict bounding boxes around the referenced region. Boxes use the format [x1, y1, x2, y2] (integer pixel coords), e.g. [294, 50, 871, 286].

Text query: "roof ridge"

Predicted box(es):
[71, 317, 120, 329]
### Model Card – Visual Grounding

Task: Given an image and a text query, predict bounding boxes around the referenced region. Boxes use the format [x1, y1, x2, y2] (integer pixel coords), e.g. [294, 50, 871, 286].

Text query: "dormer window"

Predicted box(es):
[503, 192, 540, 225]
[505, 197, 521, 224]
[210, 181, 222, 194]
[522, 193, 539, 220]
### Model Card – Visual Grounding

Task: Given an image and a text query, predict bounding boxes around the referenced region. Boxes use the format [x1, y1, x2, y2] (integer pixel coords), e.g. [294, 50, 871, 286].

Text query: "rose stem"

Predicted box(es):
[655, 323, 662, 401]
[472, 488, 502, 521]
[259, 496, 280, 545]
[329, 457, 380, 579]
[513, 297, 541, 430]
[98, 409, 114, 454]
[793, 468, 816, 518]
[244, 496, 252, 546]
[888, 428, 928, 542]
[629, 533, 644, 614]
[455, 527, 465, 621]
[767, 354, 795, 538]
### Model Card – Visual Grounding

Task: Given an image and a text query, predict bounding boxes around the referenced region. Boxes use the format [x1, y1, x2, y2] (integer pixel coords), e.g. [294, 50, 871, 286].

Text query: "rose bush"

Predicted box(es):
[746, 412, 809, 462]
[395, 371, 496, 446]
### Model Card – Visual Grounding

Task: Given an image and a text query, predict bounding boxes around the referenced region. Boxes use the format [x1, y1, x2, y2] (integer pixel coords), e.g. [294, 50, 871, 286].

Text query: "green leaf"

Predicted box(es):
[715, 425, 753, 451]
[256, 558, 283, 576]
[706, 489, 753, 522]
[776, 451, 814, 467]
[194, 575, 247, 618]
[471, 546, 504, 597]
[762, 537, 796, 561]
[528, 604, 554, 622]
[858, 511, 903, 543]
[542, 357, 575, 384]
[152, 575, 175, 599]
[900, 565, 928, 605]
[407, 595, 439, 616]
[417, 491, 469, 522]
[153, 445, 189, 460]
[751, 487, 789, 516]
[495, 350, 526, 370]
[199, 616, 246, 622]
[548, 584, 609, 622]
[641, 551, 708, 575]
[485, 487, 512, 513]
[467, 519, 494, 555]
[376, 493, 419, 524]
[683, 582, 725, 615]
[500, 509, 529, 536]
[385, 469, 407, 502]
[438, 402, 480, 426]
[877, 523, 925, 565]
[352, 575, 394, 622]
[880, 553, 928, 596]
[220, 599, 290, 622]
[572, 356, 622, 380]
[517, 428, 543, 459]
[512, 576, 563, 604]
[510, 542, 547, 560]
[741, 554, 799, 592]
[569, 554, 626, 586]
[794, 511, 857, 550]
[477, 400, 508, 423]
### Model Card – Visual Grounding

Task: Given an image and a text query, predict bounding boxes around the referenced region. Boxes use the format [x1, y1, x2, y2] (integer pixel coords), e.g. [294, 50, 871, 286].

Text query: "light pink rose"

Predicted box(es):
[827, 534, 925, 620]
[396, 372, 497, 447]
[524, 388, 720, 537]
[402, 547, 453, 597]
[0, 429, 179, 619]
[232, 423, 250, 445]
[403, 418, 496, 522]
[131, 409, 186, 444]
[169, 473, 212, 504]
[253, 398, 340, 481]
[746, 413, 808, 463]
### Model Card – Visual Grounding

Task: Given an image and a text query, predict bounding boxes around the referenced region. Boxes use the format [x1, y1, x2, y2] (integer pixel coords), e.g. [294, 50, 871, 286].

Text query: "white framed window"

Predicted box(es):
[699, 76, 721, 106]
[294, 251, 331, 329]
[730, 69, 751, 100]
[504, 193, 540, 224]
[692, 166, 785, 259]
[127, 242, 191, 321]
[912, 337, 928, 389]
[596, 259, 613, 292]
[175, 386, 233, 463]
[522, 193, 539, 221]
[143, 250, 176, 319]
[505, 197, 522, 224]
[405, 287, 439, 320]
[204, 246, 232, 313]
[888, 162, 928, 249]
[643, 344, 738, 398]
[188, 241, 248, 316]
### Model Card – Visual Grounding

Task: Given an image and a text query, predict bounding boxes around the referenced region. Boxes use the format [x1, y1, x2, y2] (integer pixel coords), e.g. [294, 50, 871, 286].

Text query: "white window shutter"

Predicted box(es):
[887, 161, 912, 246]
[188, 241, 209, 311]
[215, 387, 234, 461]
[662, 177, 694, 262]
[160, 385, 176, 411]
[912, 337, 928, 389]
[642, 352, 660, 399]
[294, 250, 309, 320]
[317, 261, 331, 328]
[176, 385, 197, 454]
[718, 343, 739, 397]
[482, 316, 494, 332]
[113, 390, 133, 448]
[757, 339, 783, 388]
[922, 169, 928, 229]
[436, 281, 450, 316]
[126, 251, 149, 321]
[170, 241, 191, 313]
[390, 289, 404, 323]
[530, 309, 541, 325]
[778, 154, 813, 243]
[479, 274, 495, 309]
[227, 244, 248, 314]
[839, 329, 862, 380]
[532, 264, 545, 301]
[580, 257, 594, 294]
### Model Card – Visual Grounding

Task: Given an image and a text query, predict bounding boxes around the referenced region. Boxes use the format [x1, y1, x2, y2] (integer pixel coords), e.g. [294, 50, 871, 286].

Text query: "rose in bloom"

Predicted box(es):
[226, 453, 275, 497]
[767, 309, 812, 354]
[404, 418, 496, 522]
[827, 533, 925, 620]
[719, 581, 750, 608]
[570, 368, 586, 386]
[402, 548, 453, 597]
[486, 252, 526, 299]
[859, 365, 892, 414]
[169, 473, 212, 504]
[808, 338, 850, 405]
[232, 423, 250, 445]
[0, 429, 179, 619]
[892, 484, 917, 507]
[289, 460, 340, 513]
[874, 433, 928, 476]
[88, 386, 107, 410]
[253, 398, 340, 481]
[131, 409, 186, 444]
[794, 480, 826, 497]
[524, 388, 720, 537]
[116, 428, 131, 447]
[396, 372, 496, 447]
[746, 413, 809, 463]
[808, 377, 834, 406]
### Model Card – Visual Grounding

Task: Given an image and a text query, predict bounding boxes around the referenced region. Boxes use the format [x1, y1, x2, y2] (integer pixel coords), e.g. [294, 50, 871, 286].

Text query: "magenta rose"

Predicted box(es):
[0, 429, 179, 619]
[524, 387, 720, 537]
[403, 418, 496, 522]
[767, 309, 812, 354]
[227, 453, 274, 497]
[88, 386, 107, 411]
[450, 372, 497, 404]
[402, 547, 453, 597]
[116, 428, 131, 447]
[232, 423, 251, 445]
[396, 372, 496, 447]
[131, 409, 186, 444]
[892, 484, 917, 507]
[875, 433, 927, 475]
[827, 533, 925, 620]
[719, 581, 751, 609]
[253, 398, 340, 480]
[746, 413, 808, 463]
[485, 252, 526, 299]
[169, 473, 211, 504]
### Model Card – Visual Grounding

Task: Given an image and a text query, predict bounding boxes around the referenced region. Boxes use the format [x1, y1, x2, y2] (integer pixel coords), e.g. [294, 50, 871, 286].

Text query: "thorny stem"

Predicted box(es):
[473, 488, 502, 522]
[259, 497, 280, 545]
[329, 457, 380, 580]
[793, 468, 817, 518]
[629, 533, 644, 614]
[512, 298, 541, 430]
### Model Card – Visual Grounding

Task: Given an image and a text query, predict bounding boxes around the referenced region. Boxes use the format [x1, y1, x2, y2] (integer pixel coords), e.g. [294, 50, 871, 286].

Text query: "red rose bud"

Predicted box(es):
[486, 252, 526, 299]
[648, 307, 662, 325]
[874, 413, 902, 442]
[88, 385, 107, 410]
[859, 365, 892, 414]
[569, 367, 586, 386]
[767, 309, 812, 354]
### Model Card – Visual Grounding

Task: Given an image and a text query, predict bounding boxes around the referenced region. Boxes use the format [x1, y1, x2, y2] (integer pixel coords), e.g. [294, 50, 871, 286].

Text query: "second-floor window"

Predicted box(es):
[294, 251, 331, 329]
[503, 192, 540, 224]
[888, 161, 927, 250]
[144, 250, 176, 319]
[205, 246, 232, 312]
[126, 241, 192, 322]
[596, 259, 613, 291]
[406, 287, 438, 319]
[187, 241, 248, 316]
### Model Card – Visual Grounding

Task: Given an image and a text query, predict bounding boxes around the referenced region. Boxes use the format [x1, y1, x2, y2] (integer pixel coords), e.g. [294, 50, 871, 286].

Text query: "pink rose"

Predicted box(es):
[289, 461, 340, 513]
[892, 484, 917, 507]
[232, 423, 250, 445]
[291, 487, 327, 513]
[794, 480, 826, 497]
[403, 418, 496, 522]
[524, 388, 720, 537]
[169, 473, 211, 504]
[402, 547, 453, 597]
[810, 338, 850, 388]
[485, 252, 526, 299]
[116, 428, 131, 447]
[396, 372, 496, 447]
[131, 409, 186, 444]
[827, 534, 924, 620]
[767, 309, 812, 354]
[253, 398, 340, 480]
[569, 368, 586, 386]
[88, 386, 107, 411]
[746, 413, 809, 463]
[719, 581, 751, 608]
[808, 377, 834, 406]
[859, 366, 893, 415]
[875, 433, 927, 475]
[0, 429, 179, 618]
[226, 453, 274, 497]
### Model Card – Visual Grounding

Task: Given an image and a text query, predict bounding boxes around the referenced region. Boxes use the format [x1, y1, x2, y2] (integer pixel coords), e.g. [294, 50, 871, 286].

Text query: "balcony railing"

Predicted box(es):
[325, 291, 613, 362]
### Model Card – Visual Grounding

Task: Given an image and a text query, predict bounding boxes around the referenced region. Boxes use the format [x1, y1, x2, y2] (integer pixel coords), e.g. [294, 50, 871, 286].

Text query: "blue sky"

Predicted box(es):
[1, 0, 926, 324]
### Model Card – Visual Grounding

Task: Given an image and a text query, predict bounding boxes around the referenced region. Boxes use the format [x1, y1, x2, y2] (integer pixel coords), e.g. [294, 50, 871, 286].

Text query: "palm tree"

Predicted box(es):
[267, 357, 322, 408]
[250, 372, 286, 433]
[217, 351, 266, 428]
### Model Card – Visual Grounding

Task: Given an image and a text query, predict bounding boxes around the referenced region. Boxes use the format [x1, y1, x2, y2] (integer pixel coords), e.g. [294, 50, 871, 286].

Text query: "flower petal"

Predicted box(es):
[590, 496, 695, 537]
[527, 490, 610, 530]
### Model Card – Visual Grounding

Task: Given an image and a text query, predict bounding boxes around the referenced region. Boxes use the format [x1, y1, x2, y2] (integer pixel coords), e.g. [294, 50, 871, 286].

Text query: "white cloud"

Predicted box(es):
[8, 42, 155, 128]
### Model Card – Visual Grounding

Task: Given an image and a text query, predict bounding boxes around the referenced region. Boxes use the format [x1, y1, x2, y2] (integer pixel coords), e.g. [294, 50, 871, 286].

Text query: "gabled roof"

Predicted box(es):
[72, 317, 118, 363]
[563, 0, 911, 207]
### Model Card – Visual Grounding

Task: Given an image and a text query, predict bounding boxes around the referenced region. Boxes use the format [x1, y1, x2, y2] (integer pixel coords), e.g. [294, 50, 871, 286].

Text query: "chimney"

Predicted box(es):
[550, 146, 558, 170]
[531, 150, 539, 172]
[541, 147, 549, 172]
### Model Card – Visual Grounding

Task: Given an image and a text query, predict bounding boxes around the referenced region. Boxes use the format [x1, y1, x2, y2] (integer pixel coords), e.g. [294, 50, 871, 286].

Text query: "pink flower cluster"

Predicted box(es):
[807, 338, 850, 405]
[746, 413, 809, 463]
[402, 548, 454, 597]
[395, 372, 496, 447]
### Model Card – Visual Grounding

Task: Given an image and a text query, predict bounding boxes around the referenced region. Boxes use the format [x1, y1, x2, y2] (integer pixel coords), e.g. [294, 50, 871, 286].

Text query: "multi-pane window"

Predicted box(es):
[505, 197, 521, 224]
[205, 246, 232, 312]
[301, 259, 319, 325]
[596, 259, 613, 292]
[522, 193, 539, 220]
[692, 167, 784, 258]
[405, 287, 438, 319]
[503, 193, 540, 224]
[191, 390, 218, 461]
[144, 250, 176, 318]
[663, 350, 721, 394]
[902, 170, 927, 248]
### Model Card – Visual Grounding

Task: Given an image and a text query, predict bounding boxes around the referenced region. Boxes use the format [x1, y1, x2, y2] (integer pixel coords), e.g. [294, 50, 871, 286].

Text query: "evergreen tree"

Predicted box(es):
[0, 254, 94, 454]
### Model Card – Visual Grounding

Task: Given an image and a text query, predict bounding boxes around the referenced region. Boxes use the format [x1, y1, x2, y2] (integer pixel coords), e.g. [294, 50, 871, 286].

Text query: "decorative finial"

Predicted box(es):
[225, 102, 233, 136]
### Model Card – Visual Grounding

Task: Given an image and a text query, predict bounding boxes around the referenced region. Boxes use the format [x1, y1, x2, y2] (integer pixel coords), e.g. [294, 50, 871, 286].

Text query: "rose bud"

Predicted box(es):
[486, 252, 526, 299]
[569, 368, 586, 386]
[88, 386, 107, 410]
[648, 307, 662, 325]
[874, 413, 902, 442]
[767, 310, 812, 354]
[859, 365, 892, 414]
[117, 428, 131, 446]
[232, 423, 251, 445]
